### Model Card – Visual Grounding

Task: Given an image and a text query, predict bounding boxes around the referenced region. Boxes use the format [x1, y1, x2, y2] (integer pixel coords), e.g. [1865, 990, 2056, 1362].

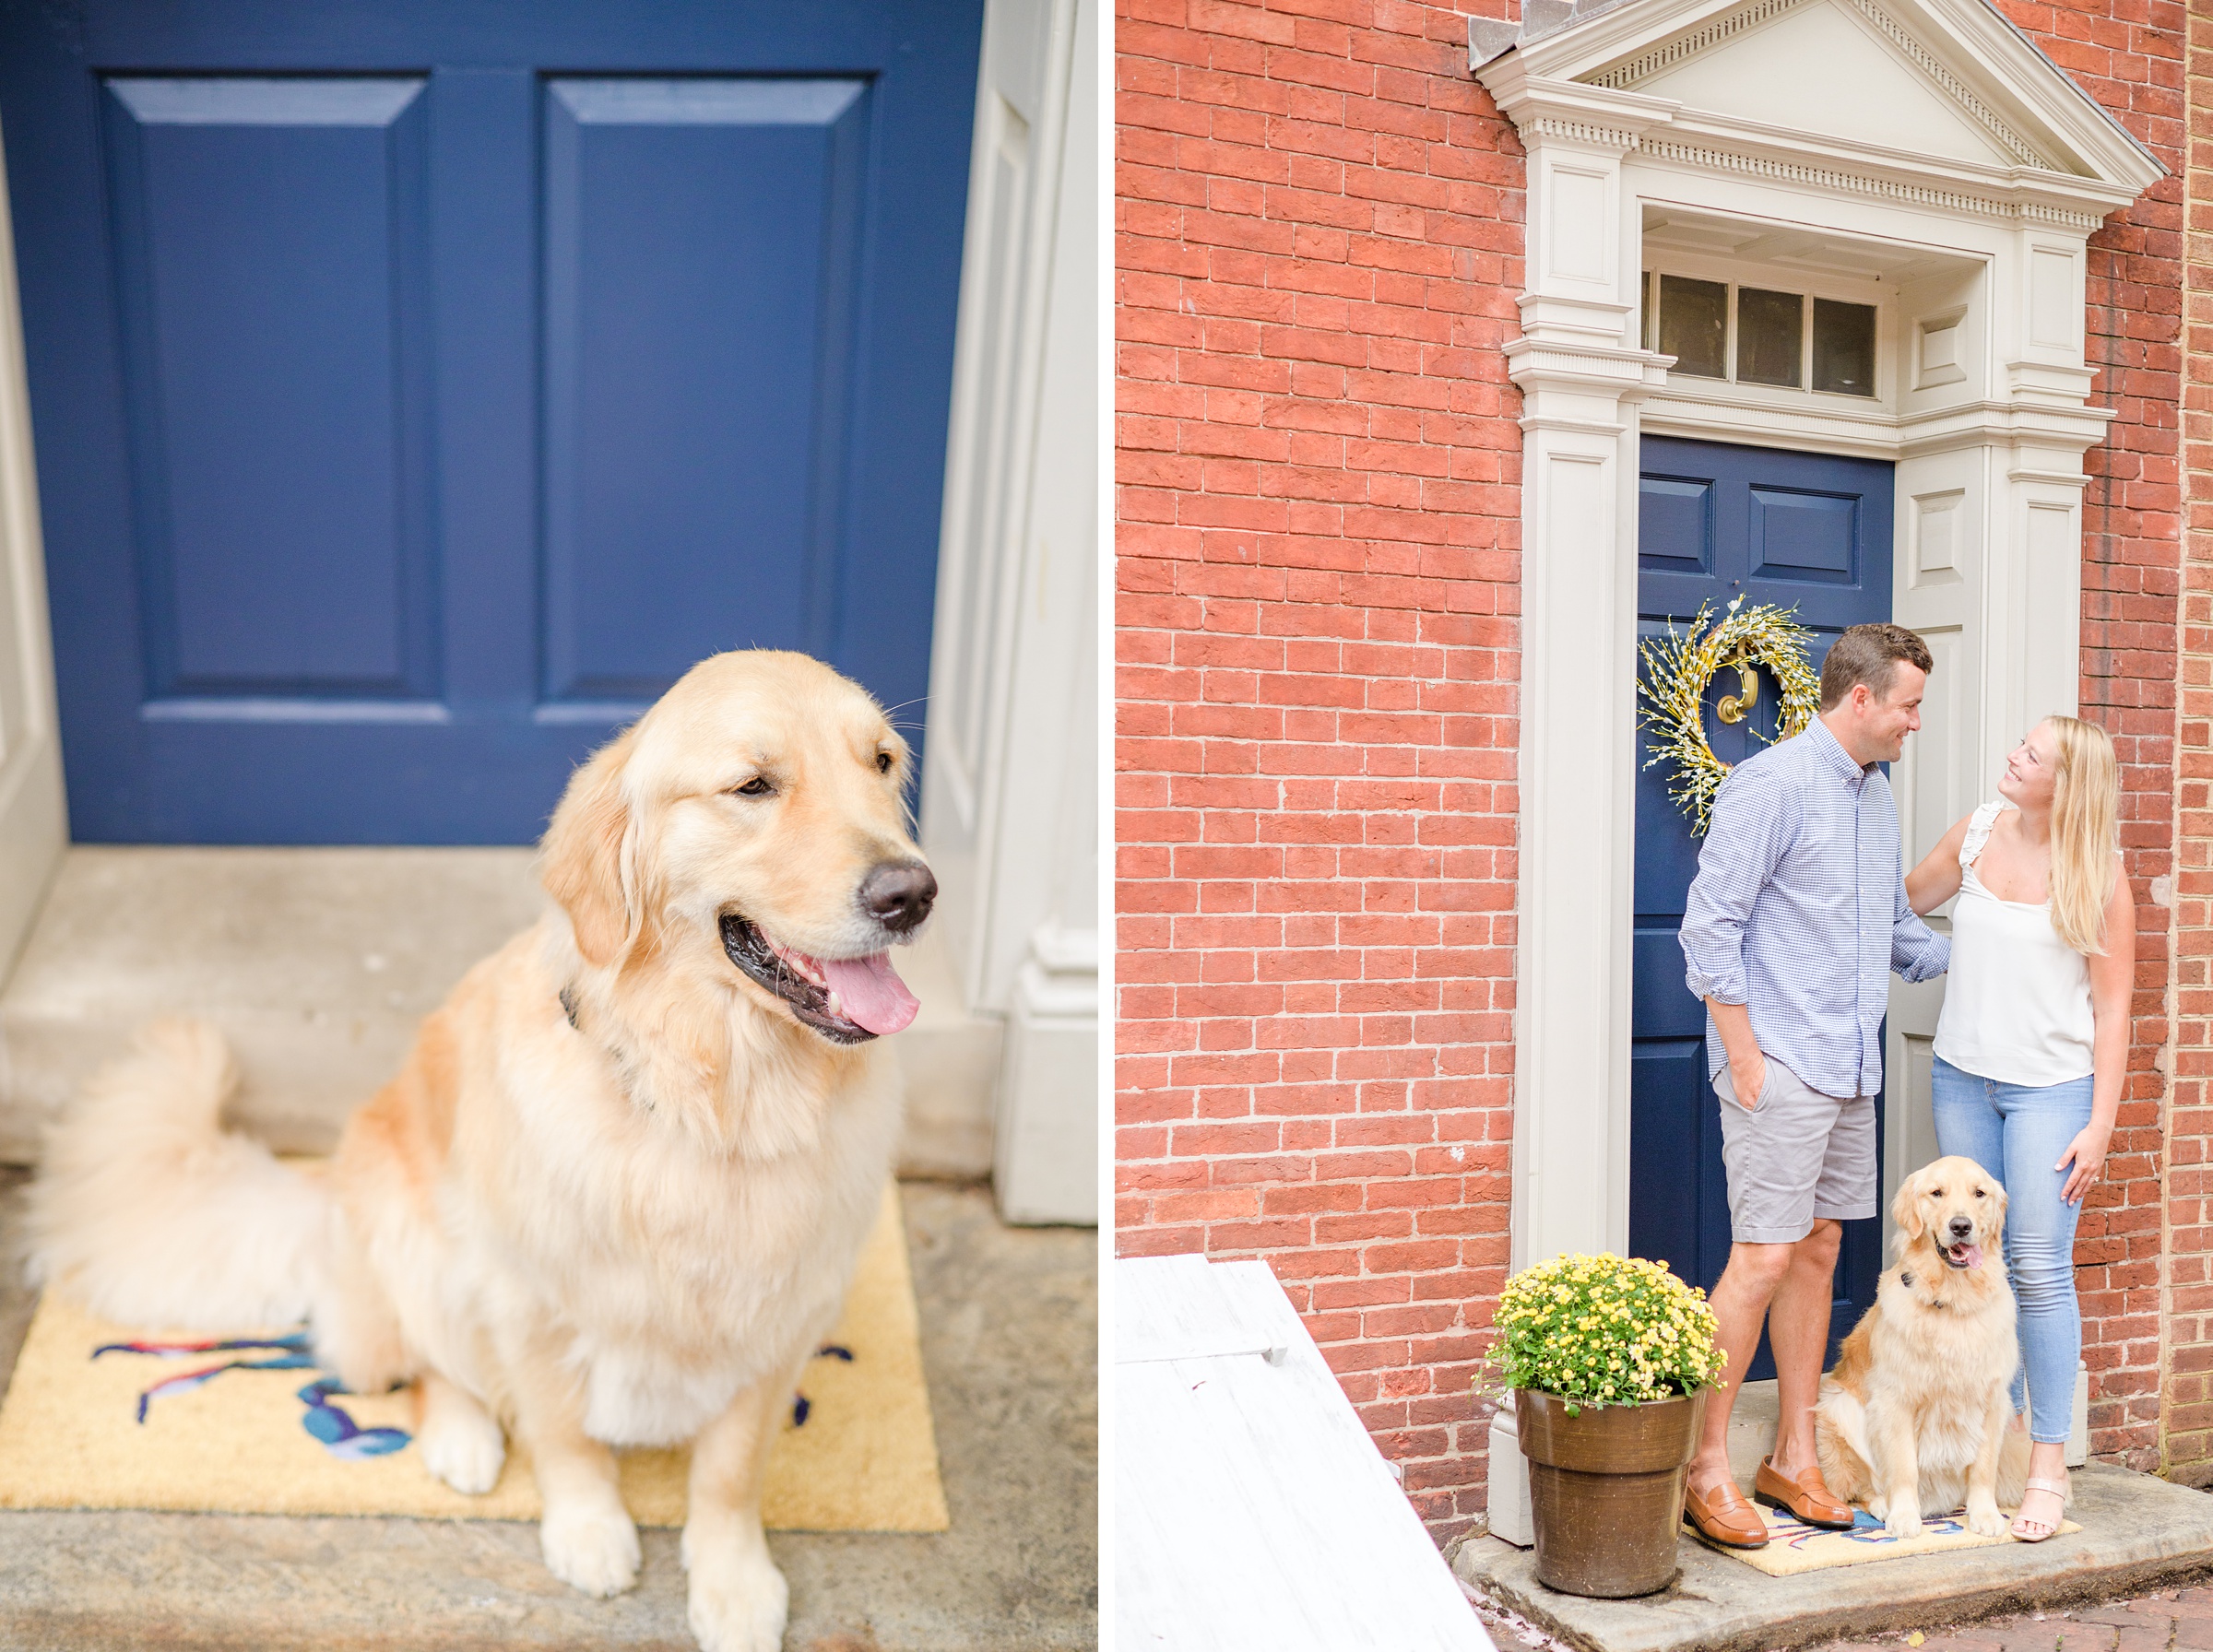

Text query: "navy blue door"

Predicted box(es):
[1630, 435, 1894, 1377]
[0, 1, 981, 843]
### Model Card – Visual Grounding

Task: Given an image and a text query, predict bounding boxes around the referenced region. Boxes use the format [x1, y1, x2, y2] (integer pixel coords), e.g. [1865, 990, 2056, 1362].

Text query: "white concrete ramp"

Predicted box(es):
[1117, 1253, 1494, 1652]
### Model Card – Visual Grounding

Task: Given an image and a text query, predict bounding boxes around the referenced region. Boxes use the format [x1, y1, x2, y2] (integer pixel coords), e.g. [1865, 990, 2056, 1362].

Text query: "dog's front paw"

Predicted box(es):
[686, 1542, 788, 1652]
[1884, 1504, 1924, 1542]
[419, 1400, 505, 1496]
[540, 1497, 642, 1598]
[1965, 1497, 2006, 1538]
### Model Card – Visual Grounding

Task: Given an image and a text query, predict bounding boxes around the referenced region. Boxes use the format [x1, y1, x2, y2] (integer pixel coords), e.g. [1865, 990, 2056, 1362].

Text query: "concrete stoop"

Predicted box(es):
[0, 1175, 1097, 1651]
[1456, 1385, 2213, 1652]
[0, 847, 1001, 1177]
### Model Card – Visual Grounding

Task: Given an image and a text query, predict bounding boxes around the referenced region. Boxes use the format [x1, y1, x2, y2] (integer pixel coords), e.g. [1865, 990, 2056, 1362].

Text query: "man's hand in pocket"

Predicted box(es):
[1730, 1054, 1767, 1112]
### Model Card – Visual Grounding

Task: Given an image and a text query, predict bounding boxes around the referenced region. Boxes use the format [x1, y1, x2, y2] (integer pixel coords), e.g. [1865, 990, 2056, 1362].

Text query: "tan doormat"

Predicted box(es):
[1690, 1502, 2079, 1575]
[0, 1182, 948, 1532]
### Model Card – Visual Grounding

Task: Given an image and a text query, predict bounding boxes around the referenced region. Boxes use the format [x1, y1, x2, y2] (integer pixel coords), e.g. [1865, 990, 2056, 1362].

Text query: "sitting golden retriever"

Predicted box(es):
[1813, 1155, 2031, 1540]
[26, 650, 932, 1652]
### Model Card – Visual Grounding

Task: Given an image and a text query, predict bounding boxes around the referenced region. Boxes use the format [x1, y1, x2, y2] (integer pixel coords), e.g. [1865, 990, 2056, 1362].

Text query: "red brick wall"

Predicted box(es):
[1115, 0, 1525, 1542]
[2164, 0, 2213, 1482]
[1116, 0, 2186, 1531]
[1988, 0, 2184, 1473]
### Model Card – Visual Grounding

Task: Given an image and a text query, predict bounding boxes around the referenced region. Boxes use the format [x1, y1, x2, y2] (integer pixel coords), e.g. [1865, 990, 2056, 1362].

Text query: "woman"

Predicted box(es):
[1906, 715, 2134, 1542]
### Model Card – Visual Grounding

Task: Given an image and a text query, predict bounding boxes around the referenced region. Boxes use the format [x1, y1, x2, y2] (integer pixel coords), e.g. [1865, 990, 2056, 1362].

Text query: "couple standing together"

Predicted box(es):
[1675, 623, 2135, 1549]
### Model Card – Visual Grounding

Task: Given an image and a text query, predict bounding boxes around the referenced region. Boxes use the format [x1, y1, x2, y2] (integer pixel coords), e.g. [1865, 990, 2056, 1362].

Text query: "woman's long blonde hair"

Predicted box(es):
[2046, 715, 2120, 955]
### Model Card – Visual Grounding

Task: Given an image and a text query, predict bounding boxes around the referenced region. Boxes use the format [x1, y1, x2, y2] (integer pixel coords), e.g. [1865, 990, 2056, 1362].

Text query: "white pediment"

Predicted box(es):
[1478, 0, 2164, 202]
[1623, 0, 2030, 169]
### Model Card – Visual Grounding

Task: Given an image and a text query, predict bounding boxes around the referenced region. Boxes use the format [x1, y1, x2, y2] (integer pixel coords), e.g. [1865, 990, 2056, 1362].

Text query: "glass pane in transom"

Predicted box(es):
[1812, 298, 1877, 395]
[1736, 288, 1803, 387]
[1659, 275, 1727, 379]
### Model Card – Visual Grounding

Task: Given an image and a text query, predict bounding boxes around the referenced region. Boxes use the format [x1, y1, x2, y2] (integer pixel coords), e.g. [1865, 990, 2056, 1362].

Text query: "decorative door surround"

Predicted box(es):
[1472, 0, 2164, 1268]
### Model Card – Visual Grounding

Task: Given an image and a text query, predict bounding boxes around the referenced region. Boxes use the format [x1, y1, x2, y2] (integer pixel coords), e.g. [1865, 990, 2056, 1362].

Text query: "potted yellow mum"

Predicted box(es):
[1489, 1254, 1727, 1598]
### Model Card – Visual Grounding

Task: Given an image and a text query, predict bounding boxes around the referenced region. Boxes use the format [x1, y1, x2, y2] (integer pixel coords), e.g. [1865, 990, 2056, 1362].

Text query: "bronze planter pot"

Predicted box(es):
[1515, 1387, 1708, 1598]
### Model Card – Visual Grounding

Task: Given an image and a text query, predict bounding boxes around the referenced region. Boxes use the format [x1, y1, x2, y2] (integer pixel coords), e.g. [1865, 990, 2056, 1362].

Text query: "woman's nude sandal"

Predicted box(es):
[2011, 1474, 2069, 1543]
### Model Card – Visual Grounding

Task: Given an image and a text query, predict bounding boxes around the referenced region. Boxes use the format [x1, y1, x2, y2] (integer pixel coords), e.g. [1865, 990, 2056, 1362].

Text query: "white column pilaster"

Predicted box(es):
[1486, 76, 1675, 1268]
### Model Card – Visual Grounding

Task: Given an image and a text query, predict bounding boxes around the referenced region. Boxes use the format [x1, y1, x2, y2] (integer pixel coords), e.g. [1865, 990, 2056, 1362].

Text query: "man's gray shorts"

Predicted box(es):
[1712, 1057, 1877, 1244]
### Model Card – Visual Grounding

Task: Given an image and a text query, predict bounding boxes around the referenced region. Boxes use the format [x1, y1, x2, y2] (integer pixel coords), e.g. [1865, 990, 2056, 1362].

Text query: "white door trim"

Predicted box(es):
[921, 0, 1098, 1222]
[0, 121, 69, 986]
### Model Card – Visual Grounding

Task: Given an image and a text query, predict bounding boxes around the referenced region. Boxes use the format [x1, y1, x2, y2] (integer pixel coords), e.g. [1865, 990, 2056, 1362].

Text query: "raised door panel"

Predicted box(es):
[541, 77, 866, 705]
[103, 77, 433, 702]
[1749, 487, 1858, 584]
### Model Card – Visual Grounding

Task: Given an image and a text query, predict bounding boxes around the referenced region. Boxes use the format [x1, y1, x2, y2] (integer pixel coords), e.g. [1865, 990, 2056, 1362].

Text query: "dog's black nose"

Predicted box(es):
[1947, 1216, 1974, 1240]
[859, 861, 937, 934]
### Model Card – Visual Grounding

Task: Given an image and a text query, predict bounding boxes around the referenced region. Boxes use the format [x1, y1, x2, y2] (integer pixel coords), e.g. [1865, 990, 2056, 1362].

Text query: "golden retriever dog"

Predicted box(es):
[24, 650, 933, 1652]
[1813, 1155, 2032, 1540]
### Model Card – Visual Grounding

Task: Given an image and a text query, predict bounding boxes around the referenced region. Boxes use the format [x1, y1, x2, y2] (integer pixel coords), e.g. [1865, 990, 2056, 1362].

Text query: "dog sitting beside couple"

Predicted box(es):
[1675, 622, 2133, 1550]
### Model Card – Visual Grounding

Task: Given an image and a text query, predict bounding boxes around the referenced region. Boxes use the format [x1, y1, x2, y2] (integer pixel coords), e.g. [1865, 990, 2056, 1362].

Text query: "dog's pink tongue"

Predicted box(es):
[1959, 1243, 1983, 1268]
[821, 952, 919, 1035]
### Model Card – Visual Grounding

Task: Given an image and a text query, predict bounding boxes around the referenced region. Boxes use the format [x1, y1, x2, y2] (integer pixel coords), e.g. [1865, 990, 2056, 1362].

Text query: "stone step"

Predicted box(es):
[0, 848, 999, 1177]
[1458, 1376, 2213, 1652]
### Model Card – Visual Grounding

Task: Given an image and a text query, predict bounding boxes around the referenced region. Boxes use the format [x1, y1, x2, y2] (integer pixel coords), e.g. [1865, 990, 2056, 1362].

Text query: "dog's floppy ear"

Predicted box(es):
[540, 729, 640, 968]
[1889, 1169, 1928, 1242]
[1985, 1175, 2008, 1238]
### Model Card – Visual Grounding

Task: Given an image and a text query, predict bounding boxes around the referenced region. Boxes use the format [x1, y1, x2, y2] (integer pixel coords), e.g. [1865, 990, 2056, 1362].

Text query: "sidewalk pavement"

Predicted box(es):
[1481, 1585, 2213, 1652]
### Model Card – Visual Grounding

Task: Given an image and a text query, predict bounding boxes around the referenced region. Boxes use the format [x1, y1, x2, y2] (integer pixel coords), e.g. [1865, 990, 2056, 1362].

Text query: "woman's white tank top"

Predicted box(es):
[1930, 799, 2096, 1086]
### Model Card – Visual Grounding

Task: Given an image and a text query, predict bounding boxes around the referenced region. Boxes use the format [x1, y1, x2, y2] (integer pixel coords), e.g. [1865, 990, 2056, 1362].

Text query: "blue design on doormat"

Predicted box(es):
[1760, 1506, 1974, 1550]
[92, 1333, 409, 1459]
[99, 1334, 861, 1445]
[295, 1376, 410, 1459]
[790, 1342, 859, 1428]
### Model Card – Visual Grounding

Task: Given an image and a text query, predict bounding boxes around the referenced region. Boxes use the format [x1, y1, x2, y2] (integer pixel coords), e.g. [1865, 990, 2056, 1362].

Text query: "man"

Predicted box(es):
[1675, 622, 1950, 1548]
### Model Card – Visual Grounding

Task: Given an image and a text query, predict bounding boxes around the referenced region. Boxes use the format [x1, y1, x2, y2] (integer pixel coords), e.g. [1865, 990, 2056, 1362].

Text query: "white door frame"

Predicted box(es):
[921, 0, 1099, 1222]
[0, 122, 68, 985]
[1473, 0, 2163, 1268]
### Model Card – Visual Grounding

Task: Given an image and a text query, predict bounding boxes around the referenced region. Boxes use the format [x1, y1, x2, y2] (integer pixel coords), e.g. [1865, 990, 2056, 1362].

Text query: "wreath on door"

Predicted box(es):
[1637, 596, 1820, 835]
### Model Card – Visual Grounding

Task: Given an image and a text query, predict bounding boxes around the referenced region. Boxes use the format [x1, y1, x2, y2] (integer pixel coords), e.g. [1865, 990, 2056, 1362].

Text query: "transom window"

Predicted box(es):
[1641, 271, 1879, 398]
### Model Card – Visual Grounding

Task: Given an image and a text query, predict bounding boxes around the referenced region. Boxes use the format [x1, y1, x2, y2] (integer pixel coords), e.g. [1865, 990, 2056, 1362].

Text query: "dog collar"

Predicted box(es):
[556, 984, 655, 1113]
[1898, 1268, 1947, 1309]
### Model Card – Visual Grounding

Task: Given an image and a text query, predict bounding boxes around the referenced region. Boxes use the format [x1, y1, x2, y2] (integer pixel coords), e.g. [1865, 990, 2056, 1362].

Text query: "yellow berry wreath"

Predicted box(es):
[1637, 596, 1820, 835]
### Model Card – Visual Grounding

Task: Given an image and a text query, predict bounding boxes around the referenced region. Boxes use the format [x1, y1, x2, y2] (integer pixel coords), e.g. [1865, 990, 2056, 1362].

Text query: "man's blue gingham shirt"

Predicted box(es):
[1678, 715, 1949, 1099]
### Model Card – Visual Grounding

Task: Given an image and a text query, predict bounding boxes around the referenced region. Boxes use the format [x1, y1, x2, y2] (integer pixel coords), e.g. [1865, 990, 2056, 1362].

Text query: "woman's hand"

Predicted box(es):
[2057, 1120, 2112, 1206]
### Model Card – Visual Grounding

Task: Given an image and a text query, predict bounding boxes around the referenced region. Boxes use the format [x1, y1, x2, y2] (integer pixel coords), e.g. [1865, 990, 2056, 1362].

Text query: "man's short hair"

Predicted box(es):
[1818, 622, 1933, 711]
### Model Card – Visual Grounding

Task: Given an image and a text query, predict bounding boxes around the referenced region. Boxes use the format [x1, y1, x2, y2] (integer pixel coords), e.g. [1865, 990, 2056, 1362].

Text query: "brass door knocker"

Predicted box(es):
[1715, 651, 1760, 725]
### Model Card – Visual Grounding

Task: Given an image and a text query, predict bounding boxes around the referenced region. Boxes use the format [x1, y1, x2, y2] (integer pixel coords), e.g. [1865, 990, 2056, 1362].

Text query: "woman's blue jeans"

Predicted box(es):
[1929, 1055, 2093, 1444]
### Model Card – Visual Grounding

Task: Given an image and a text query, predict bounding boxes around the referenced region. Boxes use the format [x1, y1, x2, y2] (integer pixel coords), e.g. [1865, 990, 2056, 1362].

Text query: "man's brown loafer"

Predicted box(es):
[1753, 1457, 1854, 1528]
[1684, 1476, 1769, 1548]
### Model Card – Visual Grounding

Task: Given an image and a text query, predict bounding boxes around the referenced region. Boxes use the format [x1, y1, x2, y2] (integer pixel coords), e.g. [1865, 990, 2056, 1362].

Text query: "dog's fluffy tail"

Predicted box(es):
[25, 1018, 332, 1332]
